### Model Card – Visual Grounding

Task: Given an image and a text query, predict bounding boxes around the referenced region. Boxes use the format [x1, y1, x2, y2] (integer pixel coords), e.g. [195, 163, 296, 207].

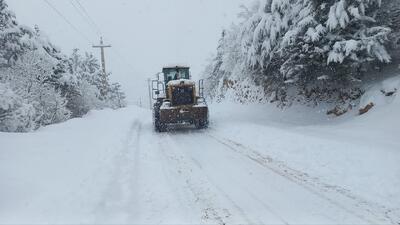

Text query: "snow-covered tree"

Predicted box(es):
[0, 0, 34, 66]
[1, 50, 71, 127]
[64, 49, 126, 116]
[107, 83, 127, 109]
[204, 0, 396, 107]
[0, 0, 126, 132]
[204, 30, 230, 101]
[377, 0, 400, 52]
[0, 83, 35, 132]
[323, 0, 391, 65]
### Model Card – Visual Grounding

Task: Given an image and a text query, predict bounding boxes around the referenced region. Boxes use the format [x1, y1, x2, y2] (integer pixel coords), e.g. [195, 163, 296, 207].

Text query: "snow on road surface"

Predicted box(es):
[1, 101, 400, 224]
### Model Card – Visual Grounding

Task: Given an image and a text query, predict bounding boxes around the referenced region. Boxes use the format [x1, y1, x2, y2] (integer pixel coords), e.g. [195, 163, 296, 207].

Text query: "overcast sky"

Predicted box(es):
[7, 0, 246, 104]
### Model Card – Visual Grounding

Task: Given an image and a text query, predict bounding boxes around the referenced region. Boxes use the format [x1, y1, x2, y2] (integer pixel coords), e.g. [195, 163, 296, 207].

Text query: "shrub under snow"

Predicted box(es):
[0, 83, 35, 132]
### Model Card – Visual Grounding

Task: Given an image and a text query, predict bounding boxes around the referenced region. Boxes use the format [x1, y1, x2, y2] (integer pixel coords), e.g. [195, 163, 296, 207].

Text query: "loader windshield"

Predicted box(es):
[163, 67, 190, 83]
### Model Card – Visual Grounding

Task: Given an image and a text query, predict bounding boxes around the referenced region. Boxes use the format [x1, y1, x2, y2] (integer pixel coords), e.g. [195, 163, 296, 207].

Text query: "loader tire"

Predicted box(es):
[153, 100, 167, 132]
[155, 121, 167, 132]
[195, 119, 208, 129]
[154, 111, 167, 132]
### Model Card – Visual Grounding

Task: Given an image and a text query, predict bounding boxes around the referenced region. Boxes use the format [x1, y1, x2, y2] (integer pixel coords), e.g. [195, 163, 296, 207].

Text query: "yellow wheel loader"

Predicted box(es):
[152, 65, 209, 132]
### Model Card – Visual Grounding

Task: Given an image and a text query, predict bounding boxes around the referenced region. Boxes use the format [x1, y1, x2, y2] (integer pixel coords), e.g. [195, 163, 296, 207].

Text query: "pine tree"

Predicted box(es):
[377, 0, 400, 51]
[204, 30, 227, 100]
[204, 0, 395, 106]
[0, 0, 33, 66]
[107, 83, 126, 109]
[323, 0, 391, 65]
[65, 49, 126, 116]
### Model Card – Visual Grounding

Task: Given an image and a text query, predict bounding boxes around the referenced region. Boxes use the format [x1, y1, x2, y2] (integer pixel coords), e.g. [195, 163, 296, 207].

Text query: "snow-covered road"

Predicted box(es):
[1, 104, 399, 224]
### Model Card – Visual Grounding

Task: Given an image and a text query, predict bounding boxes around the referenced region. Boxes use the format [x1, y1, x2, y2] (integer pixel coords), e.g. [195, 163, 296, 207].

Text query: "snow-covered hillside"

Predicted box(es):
[204, 0, 400, 108]
[1, 76, 399, 224]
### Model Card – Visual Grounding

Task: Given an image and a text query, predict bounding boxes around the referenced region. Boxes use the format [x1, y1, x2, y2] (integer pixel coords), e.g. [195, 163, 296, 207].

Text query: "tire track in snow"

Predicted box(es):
[163, 130, 292, 225]
[180, 131, 290, 225]
[187, 152, 259, 225]
[208, 133, 398, 225]
[157, 133, 233, 225]
[151, 134, 201, 223]
[93, 120, 142, 223]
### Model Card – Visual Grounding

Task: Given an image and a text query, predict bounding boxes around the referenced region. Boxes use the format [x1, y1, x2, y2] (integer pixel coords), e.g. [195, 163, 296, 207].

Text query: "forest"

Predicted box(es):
[204, 0, 400, 113]
[0, 0, 126, 132]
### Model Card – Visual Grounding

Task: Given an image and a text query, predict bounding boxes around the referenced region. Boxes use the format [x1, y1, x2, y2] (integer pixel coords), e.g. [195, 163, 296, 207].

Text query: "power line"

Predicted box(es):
[110, 46, 139, 74]
[42, 0, 92, 44]
[68, 0, 101, 36]
[73, 0, 103, 35]
[44, 0, 138, 77]
[66, 0, 137, 74]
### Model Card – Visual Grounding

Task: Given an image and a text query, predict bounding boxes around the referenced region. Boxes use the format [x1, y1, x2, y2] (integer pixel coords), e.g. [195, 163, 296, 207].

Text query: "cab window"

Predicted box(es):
[163, 68, 190, 83]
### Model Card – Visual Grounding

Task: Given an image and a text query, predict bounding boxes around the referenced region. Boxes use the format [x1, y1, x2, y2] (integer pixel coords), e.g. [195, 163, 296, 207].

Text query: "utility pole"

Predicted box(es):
[93, 37, 111, 96]
[92, 37, 111, 75]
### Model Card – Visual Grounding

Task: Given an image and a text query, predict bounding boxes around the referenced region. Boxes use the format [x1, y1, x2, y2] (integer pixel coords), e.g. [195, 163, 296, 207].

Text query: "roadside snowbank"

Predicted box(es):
[0, 107, 149, 223]
[210, 75, 400, 211]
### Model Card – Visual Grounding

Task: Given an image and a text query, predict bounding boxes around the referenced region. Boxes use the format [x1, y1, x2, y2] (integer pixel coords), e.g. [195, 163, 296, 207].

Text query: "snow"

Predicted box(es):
[0, 108, 145, 223]
[211, 101, 400, 210]
[328, 40, 361, 64]
[163, 64, 190, 69]
[167, 79, 196, 86]
[0, 83, 36, 132]
[317, 75, 330, 80]
[360, 75, 400, 109]
[305, 27, 321, 42]
[1, 77, 400, 224]
[0, 84, 15, 111]
[193, 102, 208, 108]
[327, 0, 350, 30]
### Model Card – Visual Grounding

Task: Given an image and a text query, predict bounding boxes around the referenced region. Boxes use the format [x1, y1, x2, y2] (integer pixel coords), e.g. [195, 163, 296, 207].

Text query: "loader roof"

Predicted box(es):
[163, 64, 190, 69]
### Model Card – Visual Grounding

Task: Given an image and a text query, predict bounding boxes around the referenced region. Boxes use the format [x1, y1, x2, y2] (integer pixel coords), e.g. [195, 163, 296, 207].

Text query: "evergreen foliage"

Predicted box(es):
[205, 0, 399, 107]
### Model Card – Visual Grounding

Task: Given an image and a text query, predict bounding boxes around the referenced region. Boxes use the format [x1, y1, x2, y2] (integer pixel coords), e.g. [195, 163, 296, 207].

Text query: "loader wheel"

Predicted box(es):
[155, 121, 167, 132]
[153, 106, 167, 132]
[195, 119, 208, 129]
[154, 112, 167, 132]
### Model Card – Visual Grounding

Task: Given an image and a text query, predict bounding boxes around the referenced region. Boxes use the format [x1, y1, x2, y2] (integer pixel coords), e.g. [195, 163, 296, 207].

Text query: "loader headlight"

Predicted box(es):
[162, 100, 171, 108]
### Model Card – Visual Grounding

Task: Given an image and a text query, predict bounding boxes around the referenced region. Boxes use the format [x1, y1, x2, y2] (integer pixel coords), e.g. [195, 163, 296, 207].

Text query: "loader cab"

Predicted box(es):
[163, 66, 190, 84]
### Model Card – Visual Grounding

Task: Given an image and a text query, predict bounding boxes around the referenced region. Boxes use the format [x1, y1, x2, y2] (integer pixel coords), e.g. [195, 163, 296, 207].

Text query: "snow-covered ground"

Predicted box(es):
[1, 78, 400, 224]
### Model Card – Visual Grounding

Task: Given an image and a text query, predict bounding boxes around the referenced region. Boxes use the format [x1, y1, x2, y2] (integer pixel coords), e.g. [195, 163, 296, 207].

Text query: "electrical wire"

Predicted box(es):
[43, 0, 138, 76]
[110, 47, 139, 74]
[42, 0, 92, 44]
[68, 0, 101, 36]
[64, 1, 136, 72]
[73, 0, 103, 35]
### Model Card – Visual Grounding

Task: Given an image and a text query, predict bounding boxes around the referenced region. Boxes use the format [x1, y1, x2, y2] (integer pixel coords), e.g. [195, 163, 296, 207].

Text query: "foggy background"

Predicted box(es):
[8, 0, 246, 106]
